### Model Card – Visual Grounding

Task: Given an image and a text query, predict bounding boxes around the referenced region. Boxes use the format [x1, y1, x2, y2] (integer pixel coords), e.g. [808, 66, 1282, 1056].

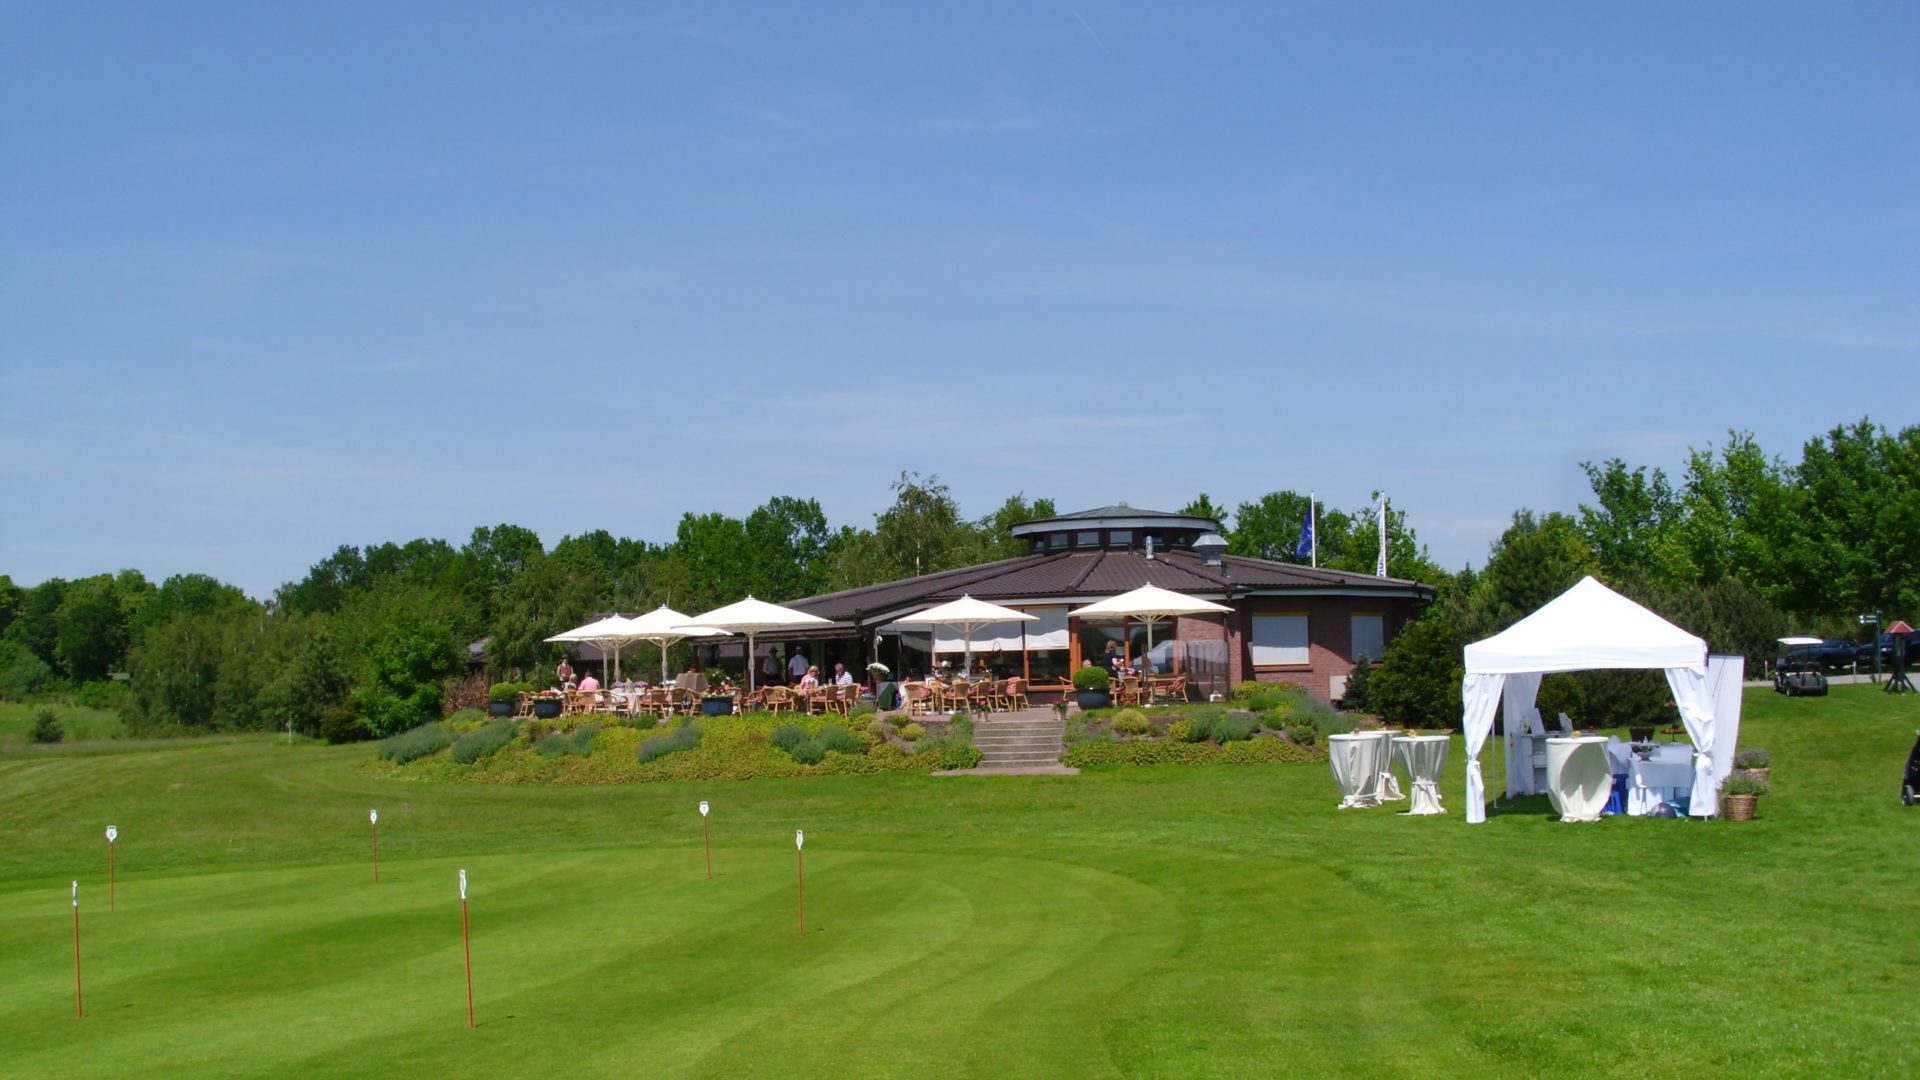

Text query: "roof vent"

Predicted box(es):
[1194, 532, 1228, 566]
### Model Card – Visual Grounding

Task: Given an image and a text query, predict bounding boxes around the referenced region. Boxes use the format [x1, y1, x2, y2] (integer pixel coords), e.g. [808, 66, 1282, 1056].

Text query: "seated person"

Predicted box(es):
[797, 665, 820, 691]
[832, 662, 854, 686]
[578, 673, 600, 692]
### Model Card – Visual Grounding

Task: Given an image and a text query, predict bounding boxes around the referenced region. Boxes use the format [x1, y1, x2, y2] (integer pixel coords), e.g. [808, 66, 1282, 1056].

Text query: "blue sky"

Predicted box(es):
[3, 2, 1915, 598]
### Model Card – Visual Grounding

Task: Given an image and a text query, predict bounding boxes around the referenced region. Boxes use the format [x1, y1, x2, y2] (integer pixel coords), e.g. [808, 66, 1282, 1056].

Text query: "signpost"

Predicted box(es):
[105, 826, 117, 912]
[699, 801, 712, 879]
[795, 829, 806, 938]
[1861, 613, 1881, 683]
[459, 869, 474, 1029]
[71, 881, 83, 1019]
[369, 810, 379, 883]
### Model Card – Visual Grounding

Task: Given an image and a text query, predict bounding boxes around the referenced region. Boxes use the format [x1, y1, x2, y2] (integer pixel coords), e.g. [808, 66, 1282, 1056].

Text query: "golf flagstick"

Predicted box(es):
[795, 830, 805, 937]
[370, 810, 379, 883]
[459, 869, 474, 1028]
[72, 881, 83, 1018]
[700, 801, 711, 879]
[105, 826, 117, 912]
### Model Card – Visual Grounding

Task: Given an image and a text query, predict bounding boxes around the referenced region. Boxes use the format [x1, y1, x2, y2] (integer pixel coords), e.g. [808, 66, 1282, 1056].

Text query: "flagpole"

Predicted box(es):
[1377, 493, 1389, 578]
[1310, 493, 1317, 568]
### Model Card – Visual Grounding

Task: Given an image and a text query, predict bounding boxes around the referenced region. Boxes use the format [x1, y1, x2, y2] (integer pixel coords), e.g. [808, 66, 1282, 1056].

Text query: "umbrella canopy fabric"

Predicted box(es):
[625, 605, 732, 684]
[546, 615, 647, 683]
[1069, 585, 1232, 667]
[894, 595, 1035, 677]
[687, 596, 832, 692]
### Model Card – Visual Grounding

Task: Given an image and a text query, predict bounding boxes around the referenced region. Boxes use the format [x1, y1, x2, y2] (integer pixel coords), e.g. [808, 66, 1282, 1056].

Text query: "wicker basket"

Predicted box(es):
[1723, 794, 1758, 821]
[1747, 767, 1771, 784]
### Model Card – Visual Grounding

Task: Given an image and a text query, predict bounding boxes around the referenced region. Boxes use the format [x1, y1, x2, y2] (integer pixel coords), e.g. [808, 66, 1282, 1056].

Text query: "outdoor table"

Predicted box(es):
[1628, 744, 1695, 816]
[1328, 732, 1386, 808]
[1370, 730, 1406, 800]
[1545, 736, 1611, 822]
[1392, 735, 1449, 815]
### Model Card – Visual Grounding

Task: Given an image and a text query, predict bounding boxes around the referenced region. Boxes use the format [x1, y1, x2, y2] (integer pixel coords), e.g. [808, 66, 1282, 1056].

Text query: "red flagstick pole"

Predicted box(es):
[72, 881, 83, 1019]
[459, 869, 473, 1029]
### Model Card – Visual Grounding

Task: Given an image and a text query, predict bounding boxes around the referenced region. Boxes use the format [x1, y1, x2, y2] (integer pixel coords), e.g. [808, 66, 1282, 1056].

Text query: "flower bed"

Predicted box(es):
[364, 711, 980, 785]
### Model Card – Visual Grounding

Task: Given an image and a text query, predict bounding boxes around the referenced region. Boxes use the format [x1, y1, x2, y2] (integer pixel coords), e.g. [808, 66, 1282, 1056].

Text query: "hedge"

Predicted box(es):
[1063, 734, 1322, 768]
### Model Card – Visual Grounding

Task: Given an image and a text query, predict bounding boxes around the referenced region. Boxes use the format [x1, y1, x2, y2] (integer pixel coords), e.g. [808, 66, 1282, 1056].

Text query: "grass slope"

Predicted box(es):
[0, 686, 1915, 1078]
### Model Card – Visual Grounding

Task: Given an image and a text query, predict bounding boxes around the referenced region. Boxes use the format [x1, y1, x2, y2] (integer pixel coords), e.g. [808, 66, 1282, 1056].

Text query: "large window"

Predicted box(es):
[1251, 614, 1309, 665]
[1351, 614, 1385, 662]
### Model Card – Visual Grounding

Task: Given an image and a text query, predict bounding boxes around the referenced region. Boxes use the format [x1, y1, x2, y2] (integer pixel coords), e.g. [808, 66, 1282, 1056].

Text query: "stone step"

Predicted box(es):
[975, 740, 1064, 752]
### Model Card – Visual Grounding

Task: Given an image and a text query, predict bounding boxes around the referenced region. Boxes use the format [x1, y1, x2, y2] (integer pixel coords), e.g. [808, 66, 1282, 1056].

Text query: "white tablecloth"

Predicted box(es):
[1628, 745, 1695, 815]
[1369, 730, 1405, 800]
[1329, 733, 1386, 808]
[1393, 735, 1449, 815]
[1545, 736, 1611, 823]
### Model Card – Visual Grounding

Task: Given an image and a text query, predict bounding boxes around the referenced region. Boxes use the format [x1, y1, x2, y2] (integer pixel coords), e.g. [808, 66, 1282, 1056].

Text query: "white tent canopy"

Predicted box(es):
[1458, 576, 1736, 824]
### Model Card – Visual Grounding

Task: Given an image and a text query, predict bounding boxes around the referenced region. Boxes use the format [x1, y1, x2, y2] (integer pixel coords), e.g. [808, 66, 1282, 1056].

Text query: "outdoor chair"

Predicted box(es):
[1114, 677, 1145, 707]
[762, 686, 795, 715]
[985, 679, 1010, 712]
[1003, 677, 1030, 710]
[516, 692, 535, 718]
[838, 683, 860, 716]
[904, 682, 934, 716]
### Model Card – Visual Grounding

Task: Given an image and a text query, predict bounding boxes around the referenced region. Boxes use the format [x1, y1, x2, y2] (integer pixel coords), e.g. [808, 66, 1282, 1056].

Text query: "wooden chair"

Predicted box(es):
[904, 682, 934, 716]
[837, 683, 860, 716]
[516, 692, 535, 718]
[1003, 677, 1030, 711]
[984, 678, 1010, 713]
[1114, 677, 1144, 707]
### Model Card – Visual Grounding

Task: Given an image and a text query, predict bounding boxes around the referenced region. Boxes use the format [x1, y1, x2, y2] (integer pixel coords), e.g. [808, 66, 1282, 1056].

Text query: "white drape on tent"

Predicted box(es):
[1706, 655, 1746, 788]
[1459, 577, 1718, 824]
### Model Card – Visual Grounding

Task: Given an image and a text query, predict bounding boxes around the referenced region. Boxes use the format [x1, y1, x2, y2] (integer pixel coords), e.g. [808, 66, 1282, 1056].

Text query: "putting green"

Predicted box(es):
[1, 686, 1915, 1077]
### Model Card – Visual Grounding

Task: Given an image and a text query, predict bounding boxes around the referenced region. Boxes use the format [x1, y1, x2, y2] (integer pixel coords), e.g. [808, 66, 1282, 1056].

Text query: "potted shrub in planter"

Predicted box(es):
[1732, 748, 1771, 784]
[700, 669, 736, 716]
[1722, 769, 1769, 821]
[1072, 665, 1112, 711]
[532, 690, 564, 720]
[487, 682, 528, 718]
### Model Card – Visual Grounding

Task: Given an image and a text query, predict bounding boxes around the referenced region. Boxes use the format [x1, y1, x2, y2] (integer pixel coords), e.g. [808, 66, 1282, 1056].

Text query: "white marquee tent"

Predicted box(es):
[1459, 576, 1744, 824]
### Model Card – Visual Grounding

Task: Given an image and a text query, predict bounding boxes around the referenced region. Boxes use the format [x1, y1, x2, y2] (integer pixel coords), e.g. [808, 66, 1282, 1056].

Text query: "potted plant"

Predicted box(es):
[1732, 748, 1771, 783]
[1072, 665, 1111, 711]
[532, 690, 564, 720]
[1053, 698, 1071, 721]
[699, 669, 736, 716]
[486, 682, 527, 718]
[1722, 769, 1769, 821]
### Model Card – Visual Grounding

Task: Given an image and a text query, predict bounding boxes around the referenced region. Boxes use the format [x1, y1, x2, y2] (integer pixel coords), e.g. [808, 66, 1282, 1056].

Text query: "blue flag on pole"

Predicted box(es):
[1294, 512, 1314, 559]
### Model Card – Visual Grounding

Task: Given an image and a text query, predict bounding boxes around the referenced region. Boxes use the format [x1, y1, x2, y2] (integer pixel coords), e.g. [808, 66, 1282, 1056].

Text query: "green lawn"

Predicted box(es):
[1, 686, 1915, 1078]
[0, 701, 125, 744]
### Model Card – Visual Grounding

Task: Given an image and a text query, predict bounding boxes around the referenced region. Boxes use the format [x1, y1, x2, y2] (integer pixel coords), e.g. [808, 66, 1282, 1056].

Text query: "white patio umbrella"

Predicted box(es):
[626, 604, 733, 685]
[686, 596, 832, 693]
[1069, 584, 1232, 669]
[893, 595, 1035, 680]
[546, 614, 646, 684]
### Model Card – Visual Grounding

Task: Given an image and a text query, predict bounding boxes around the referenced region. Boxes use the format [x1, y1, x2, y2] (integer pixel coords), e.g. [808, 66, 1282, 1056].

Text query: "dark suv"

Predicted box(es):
[1784, 638, 1872, 671]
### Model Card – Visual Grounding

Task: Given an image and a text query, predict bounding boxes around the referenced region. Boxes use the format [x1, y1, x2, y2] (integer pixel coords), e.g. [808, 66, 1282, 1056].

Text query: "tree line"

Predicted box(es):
[2, 419, 1913, 738]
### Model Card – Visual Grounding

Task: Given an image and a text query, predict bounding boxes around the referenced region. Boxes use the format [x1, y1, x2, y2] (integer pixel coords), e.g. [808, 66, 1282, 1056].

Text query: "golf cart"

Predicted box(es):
[1774, 637, 1829, 696]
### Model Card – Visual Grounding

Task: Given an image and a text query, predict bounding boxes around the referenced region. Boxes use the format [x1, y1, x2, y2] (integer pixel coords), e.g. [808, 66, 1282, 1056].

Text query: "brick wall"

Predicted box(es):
[1233, 595, 1420, 701]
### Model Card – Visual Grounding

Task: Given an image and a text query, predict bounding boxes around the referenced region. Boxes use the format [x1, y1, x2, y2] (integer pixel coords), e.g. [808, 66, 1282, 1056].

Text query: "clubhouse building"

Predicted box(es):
[744, 506, 1434, 702]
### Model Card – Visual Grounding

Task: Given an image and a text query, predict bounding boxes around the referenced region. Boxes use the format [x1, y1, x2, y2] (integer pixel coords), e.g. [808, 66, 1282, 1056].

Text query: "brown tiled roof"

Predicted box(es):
[787, 548, 1433, 626]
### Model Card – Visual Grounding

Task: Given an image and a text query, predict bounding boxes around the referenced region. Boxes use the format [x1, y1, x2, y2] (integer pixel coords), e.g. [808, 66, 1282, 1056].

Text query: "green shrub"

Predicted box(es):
[849, 701, 877, 719]
[1284, 723, 1317, 746]
[321, 704, 369, 744]
[889, 711, 911, 729]
[817, 723, 862, 755]
[70, 680, 127, 711]
[1368, 614, 1464, 729]
[0, 641, 54, 699]
[449, 707, 487, 725]
[1182, 711, 1217, 742]
[1733, 748, 1771, 770]
[1064, 736, 1321, 767]
[538, 722, 601, 758]
[1724, 770, 1770, 797]
[487, 681, 531, 703]
[380, 722, 452, 764]
[900, 722, 926, 742]
[788, 738, 827, 765]
[865, 717, 889, 739]
[1165, 719, 1191, 742]
[1110, 709, 1150, 736]
[1218, 713, 1258, 742]
[1296, 698, 1352, 739]
[769, 724, 810, 754]
[1072, 666, 1111, 691]
[1064, 713, 1089, 746]
[1341, 656, 1373, 711]
[29, 709, 64, 744]
[450, 720, 516, 764]
[638, 722, 703, 763]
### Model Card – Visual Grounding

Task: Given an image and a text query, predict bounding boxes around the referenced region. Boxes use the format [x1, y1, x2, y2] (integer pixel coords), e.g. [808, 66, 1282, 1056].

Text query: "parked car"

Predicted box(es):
[1782, 637, 1871, 671]
[1869, 629, 1920, 668]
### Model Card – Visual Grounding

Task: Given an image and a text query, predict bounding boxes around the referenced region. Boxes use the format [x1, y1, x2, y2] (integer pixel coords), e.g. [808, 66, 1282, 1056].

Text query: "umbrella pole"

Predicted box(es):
[746, 632, 757, 694]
